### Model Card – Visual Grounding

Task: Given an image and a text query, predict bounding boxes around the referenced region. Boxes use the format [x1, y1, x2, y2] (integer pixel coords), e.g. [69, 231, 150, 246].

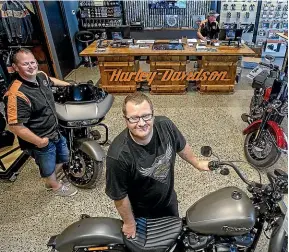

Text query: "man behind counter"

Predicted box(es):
[197, 10, 220, 41]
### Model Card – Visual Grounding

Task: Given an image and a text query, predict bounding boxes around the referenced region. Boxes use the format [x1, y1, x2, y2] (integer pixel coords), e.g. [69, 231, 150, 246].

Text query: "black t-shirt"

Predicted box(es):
[105, 116, 186, 213]
[199, 20, 220, 39]
[4, 72, 58, 150]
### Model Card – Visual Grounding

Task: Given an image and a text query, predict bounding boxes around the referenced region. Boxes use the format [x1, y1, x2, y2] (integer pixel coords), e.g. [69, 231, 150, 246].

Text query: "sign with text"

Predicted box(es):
[105, 69, 230, 85]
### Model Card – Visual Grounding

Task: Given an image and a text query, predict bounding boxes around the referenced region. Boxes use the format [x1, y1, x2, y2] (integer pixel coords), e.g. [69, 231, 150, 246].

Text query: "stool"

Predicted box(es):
[75, 31, 96, 68]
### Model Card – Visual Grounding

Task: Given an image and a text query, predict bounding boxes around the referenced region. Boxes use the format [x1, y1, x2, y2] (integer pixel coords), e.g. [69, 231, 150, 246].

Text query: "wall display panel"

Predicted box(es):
[219, 0, 258, 44]
[123, 0, 211, 29]
[79, 0, 123, 29]
[256, 0, 287, 57]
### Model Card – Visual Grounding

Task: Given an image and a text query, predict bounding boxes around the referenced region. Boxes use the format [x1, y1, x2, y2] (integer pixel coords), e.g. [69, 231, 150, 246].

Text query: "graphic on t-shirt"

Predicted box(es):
[139, 143, 172, 183]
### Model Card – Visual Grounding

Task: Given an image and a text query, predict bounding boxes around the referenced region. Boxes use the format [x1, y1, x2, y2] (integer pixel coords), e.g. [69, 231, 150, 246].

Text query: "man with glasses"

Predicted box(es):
[3, 48, 77, 197]
[105, 92, 210, 239]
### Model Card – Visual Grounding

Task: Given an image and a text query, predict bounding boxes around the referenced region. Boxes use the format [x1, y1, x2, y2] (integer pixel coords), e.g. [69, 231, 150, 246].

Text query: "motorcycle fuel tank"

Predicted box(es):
[55, 217, 124, 252]
[186, 187, 256, 236]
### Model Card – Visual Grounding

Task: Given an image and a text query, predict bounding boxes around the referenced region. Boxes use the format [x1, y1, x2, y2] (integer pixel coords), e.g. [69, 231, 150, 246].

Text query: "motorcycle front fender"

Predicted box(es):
[77, 139, 105, 161]
[52, 217, 124, 252]
[268, 216, 287, 252]
[243, 120, 287, 150]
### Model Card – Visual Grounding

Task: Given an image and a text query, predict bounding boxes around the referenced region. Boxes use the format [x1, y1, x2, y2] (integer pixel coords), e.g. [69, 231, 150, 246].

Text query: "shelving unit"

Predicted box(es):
[79, 0, 123, 29]
[255, 0, 288, 57]
[219, 0, 258, 44]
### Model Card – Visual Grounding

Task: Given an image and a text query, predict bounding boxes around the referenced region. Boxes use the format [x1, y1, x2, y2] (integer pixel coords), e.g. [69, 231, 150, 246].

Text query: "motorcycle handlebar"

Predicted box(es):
[208, 161, 252, 186]
[259, 62, 272, 68]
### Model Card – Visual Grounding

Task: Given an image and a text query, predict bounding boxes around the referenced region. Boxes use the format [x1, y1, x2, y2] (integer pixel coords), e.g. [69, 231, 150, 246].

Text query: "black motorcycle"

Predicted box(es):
[47, 146, 288, 252]
[53, 82, 114, 188]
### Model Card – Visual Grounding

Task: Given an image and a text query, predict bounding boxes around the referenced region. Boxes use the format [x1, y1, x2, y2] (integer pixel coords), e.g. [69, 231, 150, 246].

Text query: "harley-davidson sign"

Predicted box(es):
[105, 69, 230, 85]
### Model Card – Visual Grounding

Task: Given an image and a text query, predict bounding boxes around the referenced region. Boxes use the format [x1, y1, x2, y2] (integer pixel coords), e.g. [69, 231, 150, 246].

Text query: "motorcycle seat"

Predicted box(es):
[124, 216, 182, 252]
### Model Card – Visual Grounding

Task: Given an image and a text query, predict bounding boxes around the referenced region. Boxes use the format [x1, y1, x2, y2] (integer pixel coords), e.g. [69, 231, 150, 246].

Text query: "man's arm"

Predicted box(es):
[178, 143, 209, 171]
[9, 124, 48, 148]
[50, 77, 70, 87]
[114, 196, 136, 238]
[197, 21, 207, 41]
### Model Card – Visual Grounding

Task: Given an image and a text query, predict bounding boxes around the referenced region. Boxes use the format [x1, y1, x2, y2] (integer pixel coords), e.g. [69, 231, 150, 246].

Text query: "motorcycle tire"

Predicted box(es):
[244, 131, 281, 169]
[64, 153, 103, 189]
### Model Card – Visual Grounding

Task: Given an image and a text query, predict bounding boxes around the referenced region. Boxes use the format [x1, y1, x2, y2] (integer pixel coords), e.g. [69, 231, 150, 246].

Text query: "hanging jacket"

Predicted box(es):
[0, 0, 33, 43]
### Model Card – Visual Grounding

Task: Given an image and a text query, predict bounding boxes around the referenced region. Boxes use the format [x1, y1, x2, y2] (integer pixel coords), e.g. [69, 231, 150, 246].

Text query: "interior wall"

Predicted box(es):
[61, 1, 81, 66]
[123, 0, 213, 28]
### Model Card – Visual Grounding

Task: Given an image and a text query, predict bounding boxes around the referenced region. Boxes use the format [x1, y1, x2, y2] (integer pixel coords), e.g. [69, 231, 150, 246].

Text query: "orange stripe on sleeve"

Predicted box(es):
[7, 95, 18, 124]
[5, 80, 31, 124]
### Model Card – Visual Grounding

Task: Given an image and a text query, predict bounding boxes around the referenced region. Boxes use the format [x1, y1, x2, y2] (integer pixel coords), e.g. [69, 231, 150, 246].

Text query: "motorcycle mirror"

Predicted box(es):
[220, 168, 230, 176]
[201, 146, 212, 157]
[274, 169, 288, 179]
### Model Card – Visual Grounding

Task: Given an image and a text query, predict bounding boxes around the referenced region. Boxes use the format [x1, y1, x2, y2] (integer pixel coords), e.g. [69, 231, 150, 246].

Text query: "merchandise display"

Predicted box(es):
[79, 1, 123, 29]
[256, 0, 288, 57]
[219, 0, 258, 44]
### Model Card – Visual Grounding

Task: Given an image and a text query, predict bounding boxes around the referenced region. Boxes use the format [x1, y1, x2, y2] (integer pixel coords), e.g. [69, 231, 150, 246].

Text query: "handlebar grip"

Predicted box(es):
[208, 161, 219, 171]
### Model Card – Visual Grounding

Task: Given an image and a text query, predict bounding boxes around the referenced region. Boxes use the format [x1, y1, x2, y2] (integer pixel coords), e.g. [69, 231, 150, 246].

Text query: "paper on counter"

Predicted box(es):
[136, 40, 155, 44]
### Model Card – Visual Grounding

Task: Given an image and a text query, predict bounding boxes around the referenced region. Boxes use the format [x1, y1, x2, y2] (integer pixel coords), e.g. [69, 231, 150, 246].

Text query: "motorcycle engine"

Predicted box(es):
[183, 232, 254, 252]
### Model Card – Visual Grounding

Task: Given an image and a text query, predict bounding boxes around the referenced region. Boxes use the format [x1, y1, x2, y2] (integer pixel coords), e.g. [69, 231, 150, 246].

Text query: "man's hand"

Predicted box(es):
[37, 137, 49, 148]
[122, 222, 136, 239]
[196, 160, 210, 171]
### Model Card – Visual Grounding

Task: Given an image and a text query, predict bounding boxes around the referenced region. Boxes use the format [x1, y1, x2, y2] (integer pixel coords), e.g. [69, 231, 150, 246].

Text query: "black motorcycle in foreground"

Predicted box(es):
[53, 82, 114, 188]
[242, 77, 288, 169]
[47, 146, 288, 252]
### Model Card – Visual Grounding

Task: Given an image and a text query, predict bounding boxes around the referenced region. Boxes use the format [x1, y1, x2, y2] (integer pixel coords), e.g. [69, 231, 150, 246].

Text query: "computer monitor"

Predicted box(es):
[106, 26, 131, 40]
[219, 28, 243, 41]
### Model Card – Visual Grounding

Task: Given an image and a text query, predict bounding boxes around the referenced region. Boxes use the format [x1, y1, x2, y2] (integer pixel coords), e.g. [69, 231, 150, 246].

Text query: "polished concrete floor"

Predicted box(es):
[0, 65, 287, 252]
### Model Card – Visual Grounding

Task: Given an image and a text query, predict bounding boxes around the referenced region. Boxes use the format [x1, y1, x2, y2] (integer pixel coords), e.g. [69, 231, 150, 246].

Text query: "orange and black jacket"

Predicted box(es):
[4, 72, 58, 150]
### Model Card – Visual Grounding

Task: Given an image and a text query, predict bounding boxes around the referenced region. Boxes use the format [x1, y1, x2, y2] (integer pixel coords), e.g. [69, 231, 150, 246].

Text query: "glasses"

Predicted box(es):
[125, 114, 153, 124]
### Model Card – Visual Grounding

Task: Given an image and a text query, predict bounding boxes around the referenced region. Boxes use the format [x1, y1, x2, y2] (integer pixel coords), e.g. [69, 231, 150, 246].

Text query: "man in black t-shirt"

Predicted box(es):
[105, 92, 210, 239]
[197, 10, 220, 41]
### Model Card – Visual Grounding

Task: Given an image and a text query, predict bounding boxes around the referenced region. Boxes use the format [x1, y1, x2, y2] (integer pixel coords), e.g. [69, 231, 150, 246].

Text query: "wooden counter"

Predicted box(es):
[80, 40, 255, 94]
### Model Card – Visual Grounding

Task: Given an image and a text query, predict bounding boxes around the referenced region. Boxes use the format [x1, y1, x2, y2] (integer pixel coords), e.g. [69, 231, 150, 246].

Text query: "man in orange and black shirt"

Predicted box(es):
[197, 10, 220, 41]
[4, 48, 77, 197]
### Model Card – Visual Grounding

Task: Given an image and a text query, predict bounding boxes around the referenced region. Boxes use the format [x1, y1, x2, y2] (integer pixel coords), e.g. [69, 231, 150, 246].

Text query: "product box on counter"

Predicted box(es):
[242, 57, 262, 69]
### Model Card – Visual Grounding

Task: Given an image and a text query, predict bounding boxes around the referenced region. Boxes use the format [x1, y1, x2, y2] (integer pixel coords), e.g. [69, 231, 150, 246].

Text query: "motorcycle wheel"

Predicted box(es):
[244, 130, 281, 169]
[64, 151, 103, 189]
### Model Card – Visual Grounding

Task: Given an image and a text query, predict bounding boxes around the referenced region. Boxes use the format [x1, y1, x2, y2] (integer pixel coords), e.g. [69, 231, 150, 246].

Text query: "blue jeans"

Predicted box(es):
[28, 134, 69, 178]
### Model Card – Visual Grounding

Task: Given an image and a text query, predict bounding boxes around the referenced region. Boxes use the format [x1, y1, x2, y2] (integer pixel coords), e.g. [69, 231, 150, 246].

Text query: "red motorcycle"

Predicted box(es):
[242, 78, 288, 169]
[242, 55, 281, 124]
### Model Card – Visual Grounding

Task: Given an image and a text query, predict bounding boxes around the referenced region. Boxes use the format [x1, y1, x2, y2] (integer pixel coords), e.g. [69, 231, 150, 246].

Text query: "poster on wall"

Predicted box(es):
[148, 0, 186, 9]
[265, 41, 281, 53]
[240, 23, 254, 33]
[166, 15, 178, 27]
[192, 15, 205, 29]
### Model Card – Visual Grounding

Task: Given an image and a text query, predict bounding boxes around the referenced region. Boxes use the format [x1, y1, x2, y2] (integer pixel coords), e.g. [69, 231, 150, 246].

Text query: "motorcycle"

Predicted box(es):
[52, 82, 114, 188]
[242, 77, 288, 169]
[47, 146, 288, 252]
[242, 55, 281, 124]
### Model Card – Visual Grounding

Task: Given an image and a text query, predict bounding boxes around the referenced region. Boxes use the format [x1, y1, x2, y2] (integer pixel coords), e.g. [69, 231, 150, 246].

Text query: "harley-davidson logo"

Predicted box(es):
[222, 226, 251, 233]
